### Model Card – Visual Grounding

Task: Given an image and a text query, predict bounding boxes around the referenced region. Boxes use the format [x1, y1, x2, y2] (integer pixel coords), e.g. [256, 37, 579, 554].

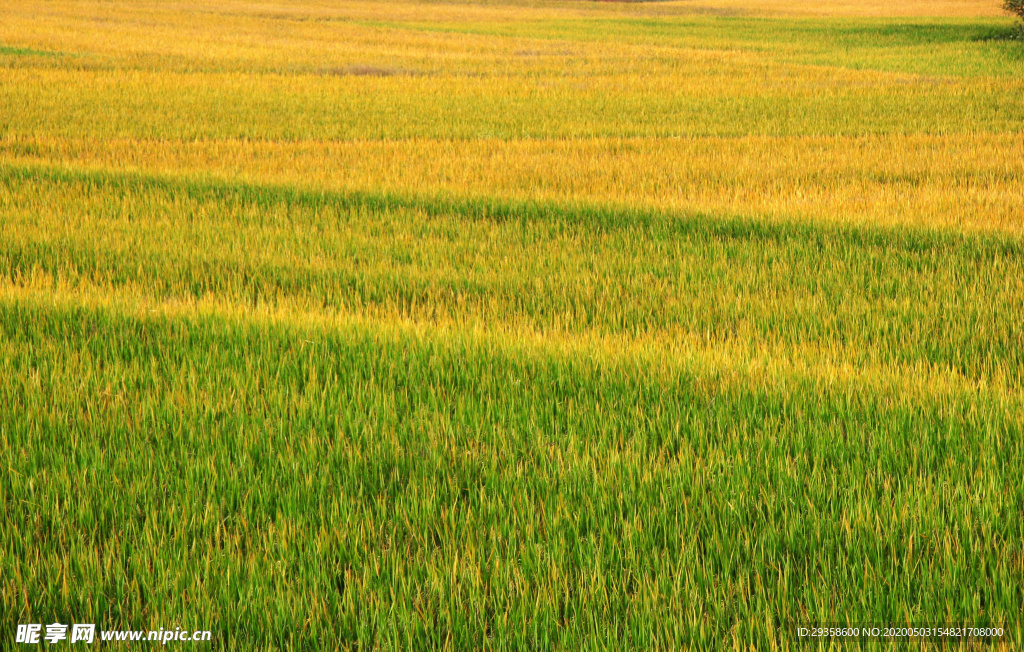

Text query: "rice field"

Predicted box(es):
[1, 0, 1023, 649]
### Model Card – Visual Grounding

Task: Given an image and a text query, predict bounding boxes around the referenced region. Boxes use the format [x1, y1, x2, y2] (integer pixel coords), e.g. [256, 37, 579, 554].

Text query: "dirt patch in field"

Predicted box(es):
[513, 49, 574, 57]
[319, 65, 419, 77]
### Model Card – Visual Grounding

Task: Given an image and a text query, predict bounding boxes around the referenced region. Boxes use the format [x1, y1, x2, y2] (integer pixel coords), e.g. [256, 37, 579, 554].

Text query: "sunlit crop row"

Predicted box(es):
[5, 133, 1022, 233]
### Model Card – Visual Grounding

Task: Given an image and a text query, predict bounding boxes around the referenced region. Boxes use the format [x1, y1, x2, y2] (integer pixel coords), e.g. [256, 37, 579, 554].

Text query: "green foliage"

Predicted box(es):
[1006, 0, 1024, 41]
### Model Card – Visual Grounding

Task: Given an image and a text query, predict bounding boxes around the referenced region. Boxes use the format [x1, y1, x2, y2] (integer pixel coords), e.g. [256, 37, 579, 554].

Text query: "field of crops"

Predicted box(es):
[2, 0, 1023, 648]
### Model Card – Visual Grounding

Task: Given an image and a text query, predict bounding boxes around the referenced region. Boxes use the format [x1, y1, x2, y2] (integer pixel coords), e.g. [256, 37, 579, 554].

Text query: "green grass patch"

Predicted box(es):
[1, 298, 1022, 648]
[0, 44, 60, 57]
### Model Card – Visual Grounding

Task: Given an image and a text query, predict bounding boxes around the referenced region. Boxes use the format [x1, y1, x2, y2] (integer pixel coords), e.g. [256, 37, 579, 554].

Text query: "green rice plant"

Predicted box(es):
[2, 0, 1023, 648]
